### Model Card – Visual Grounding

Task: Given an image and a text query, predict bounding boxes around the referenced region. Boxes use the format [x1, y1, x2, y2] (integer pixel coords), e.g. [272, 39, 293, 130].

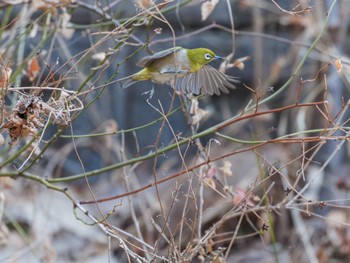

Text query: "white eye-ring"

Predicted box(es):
[204, 53, 212, 60]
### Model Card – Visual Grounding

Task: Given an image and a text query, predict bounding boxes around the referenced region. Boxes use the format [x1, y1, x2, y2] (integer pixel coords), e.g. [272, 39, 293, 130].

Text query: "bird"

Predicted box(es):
[118, 47, 238, 95]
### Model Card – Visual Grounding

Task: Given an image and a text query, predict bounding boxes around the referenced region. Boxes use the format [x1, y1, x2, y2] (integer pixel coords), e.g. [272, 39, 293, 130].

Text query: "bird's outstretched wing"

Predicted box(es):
[137, 47, 183, 67]
[172, 65, 238, 95]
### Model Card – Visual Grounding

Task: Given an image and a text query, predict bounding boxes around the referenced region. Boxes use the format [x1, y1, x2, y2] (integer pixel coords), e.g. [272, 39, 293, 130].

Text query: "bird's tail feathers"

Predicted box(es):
[117, 75, 140, 89]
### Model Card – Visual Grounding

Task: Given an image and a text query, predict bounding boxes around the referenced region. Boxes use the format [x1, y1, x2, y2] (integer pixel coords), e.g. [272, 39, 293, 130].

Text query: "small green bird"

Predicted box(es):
[119, 47, 237, 95]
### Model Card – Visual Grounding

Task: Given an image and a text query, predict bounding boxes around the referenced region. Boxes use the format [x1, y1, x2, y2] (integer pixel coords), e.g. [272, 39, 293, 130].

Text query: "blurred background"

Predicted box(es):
[1, 0, 350, 262]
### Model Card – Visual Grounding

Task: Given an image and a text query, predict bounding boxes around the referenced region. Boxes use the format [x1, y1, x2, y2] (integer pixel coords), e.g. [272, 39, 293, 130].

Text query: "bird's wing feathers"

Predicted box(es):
[136, 47, 183, 67]
[172, 65, 238, 95]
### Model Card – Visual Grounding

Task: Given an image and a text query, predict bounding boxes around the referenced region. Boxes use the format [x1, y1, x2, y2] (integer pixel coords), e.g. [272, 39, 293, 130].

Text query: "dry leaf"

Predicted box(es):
[29, 23, 39, 38]
[31, 0, 72, 13]
[0, 134, 4, 145]
[190, 108, 208, 125]
[206, 167, 216, 178]
[92, 52, 107, 62]
[233, 187, 255, 206]
[32, 0, 55, 12]
[104, 119, 118, 133]
[234, 60, 245, 70]
[219, 55, 250, 73]
[27, 57, 40, 82]
[280, 15, 309, 28]
[219, 160, 232, 176]
[190, 99, 208, 125]
[154, 27, 162, 35]
[204, 177, 216, 189]
[1, 90, 81, 145]
[335, 58, 342, 73]
[0, 65, 12, 88]
[136, 0, 151, 9]
[61, 11, 74, 39]
[202, 167, 217, 189]
[201, 0, 219, 21]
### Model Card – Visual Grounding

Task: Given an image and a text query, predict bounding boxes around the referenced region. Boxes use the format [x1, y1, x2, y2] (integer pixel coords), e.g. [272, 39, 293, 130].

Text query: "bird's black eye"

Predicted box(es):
[204, 53, 212, 60]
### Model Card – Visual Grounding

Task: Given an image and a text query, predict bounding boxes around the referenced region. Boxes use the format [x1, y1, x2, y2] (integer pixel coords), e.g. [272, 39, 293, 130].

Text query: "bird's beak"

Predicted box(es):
[214, 55, 224, 60]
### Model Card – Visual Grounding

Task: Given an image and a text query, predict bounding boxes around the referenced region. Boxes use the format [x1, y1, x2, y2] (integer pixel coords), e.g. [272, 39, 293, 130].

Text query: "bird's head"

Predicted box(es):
[187, 48, 223, 71]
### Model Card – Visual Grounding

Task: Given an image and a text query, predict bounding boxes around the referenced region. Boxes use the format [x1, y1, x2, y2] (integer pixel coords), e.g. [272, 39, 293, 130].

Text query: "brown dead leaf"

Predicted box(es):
[202, 167, 217, 189]
[335, 58, 342, 73]
[32, 0, 56, 13]
[31, 0, 72, 14]
[27, 57, 40, 82]
[0, 65, 12, 88]
[201, 0, 219, 21]
[279, 15, 310, 28]
[136, 0, 151, 9]
[219, 55, 250, 73]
